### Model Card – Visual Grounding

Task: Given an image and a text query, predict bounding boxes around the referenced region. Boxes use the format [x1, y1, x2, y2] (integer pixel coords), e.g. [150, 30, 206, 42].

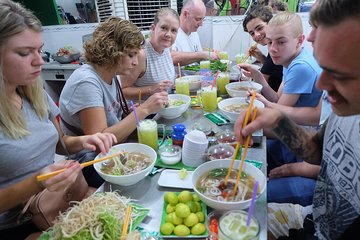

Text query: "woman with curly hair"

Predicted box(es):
[59, 17, 168, 187]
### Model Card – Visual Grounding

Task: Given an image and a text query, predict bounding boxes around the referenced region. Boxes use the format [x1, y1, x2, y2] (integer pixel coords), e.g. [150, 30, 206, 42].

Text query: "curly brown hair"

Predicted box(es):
[84, 17, 144, 67]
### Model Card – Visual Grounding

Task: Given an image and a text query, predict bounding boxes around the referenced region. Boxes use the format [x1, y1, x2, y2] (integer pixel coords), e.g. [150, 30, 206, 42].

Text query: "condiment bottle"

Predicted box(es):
[171, 124, 187, 147]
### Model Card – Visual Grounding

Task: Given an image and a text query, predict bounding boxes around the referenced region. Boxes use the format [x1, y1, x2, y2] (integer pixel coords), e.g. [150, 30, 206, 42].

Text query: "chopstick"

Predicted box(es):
[121, 205, 132, 240]
[232, 106, 258, 198]
[178, 63, 182, 80]
[36, 152, 123, 182]
[138, 89, 141, 105]
[224, 90, 256, 187]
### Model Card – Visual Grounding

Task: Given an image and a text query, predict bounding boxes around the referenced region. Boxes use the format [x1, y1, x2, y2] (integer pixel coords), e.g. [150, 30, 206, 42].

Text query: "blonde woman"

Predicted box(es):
[0, 0, 116, 238]
[121, 7, 180, 99]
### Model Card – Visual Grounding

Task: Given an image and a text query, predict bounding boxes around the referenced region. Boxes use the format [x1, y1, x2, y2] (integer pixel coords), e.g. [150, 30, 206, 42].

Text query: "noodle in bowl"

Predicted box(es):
[94, 143, 157, 186]
[192, 159, 266, 210]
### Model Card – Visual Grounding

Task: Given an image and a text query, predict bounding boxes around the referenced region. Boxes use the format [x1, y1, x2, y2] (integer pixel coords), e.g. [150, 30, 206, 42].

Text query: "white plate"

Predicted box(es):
[157, 170, 194, 189]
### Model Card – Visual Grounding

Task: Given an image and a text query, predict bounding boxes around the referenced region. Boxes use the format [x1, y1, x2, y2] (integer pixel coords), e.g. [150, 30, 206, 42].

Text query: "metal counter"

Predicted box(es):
[99, 107, 267, 239]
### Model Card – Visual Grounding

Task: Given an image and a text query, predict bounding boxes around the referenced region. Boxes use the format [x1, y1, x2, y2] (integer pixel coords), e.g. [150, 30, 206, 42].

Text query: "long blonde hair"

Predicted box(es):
[0, 0, 48, 139]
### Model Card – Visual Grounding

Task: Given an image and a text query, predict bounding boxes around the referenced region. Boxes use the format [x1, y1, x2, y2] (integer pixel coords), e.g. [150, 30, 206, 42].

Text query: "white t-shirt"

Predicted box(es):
[172, 27, 203, 53]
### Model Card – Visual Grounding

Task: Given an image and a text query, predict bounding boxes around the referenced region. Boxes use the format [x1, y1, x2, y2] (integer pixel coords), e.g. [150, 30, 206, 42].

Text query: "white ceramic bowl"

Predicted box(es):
[218, 97, 265, 122]
[192, 159, 266, 210]
[225, 81, 263, 98]
[175, 75, 203, 91]
[158, 94, 191, 119]
[93, 143, 156, 186]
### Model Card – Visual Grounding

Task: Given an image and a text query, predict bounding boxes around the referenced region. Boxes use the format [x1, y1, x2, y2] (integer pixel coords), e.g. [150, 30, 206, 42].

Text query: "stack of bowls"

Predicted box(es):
[182, 130, 208, 167]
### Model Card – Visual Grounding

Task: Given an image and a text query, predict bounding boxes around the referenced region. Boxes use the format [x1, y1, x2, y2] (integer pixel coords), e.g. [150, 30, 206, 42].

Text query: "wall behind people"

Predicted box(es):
[41, 12, 313, 57]
[197, 12, 314, 61]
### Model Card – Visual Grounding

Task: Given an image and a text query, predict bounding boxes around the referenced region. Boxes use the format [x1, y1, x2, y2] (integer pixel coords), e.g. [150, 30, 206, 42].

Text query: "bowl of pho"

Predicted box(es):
[218, 97, 264, 122]
[192, 159, 266, 210]
[225, 81, 263, 98]
[94, 143, 157, 186]
[158, 94, 191, 119]
[175, 75, 203, 91]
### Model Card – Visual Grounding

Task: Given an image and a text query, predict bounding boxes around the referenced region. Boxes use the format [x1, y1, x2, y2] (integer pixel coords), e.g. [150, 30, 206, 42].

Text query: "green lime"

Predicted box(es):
[164, 192, 170, 203]
[174, 224, 190, 236]
[175, 203, 191, 218]
[165, 212, 173, 223]
[166, 204, 175, 213]
[186, 201, 198, 213]
[194, 201, 202, 212]
[193, 193, 201, 202]
[196, 211, 205, 222]
[171, 212, 183, 226]
[184, 213, 199, 227]
[178, 190, 193, 203]
[160, 222, 175, 235]
[191, 223, 206, 235]
[167, 192, 179, 206]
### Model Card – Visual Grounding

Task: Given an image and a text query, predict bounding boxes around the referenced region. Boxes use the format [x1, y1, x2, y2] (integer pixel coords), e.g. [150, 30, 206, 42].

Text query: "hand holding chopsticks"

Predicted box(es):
[36, 152, 123, 182]
[225, 90, 258, 197]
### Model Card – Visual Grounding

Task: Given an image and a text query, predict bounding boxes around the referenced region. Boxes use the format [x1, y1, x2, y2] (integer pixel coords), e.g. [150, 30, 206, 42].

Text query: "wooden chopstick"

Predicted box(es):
[232, 107, 258, 198]
[36, 152, 123, 182]
[178, 63, 182, 80]
[225, 90, 257, 185]
[121, 205, 132, 240]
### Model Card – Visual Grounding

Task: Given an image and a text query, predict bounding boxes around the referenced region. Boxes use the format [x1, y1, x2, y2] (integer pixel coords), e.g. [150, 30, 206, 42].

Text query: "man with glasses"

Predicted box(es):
[172, 0, 219, 66]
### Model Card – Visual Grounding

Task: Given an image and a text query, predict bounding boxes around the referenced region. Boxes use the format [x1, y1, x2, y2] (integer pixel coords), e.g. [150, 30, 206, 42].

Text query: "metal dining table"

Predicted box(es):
[98, 107, 267, 239]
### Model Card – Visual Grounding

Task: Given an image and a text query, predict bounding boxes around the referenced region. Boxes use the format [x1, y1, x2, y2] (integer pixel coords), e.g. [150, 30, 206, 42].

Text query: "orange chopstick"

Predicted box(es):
[178, 63, 182, 80]
[232, 106, 258, 198]
[121, 205, 132, 239]
[36, 152, 123, 182]
[225, 90, 257, 186]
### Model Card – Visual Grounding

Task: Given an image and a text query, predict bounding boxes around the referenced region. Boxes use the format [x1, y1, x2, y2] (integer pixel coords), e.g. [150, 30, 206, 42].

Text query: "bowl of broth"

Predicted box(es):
[218, 97, 265, 122]
[158, 94, 191, 119]
[225, 81, 263, 98]
[192, 159, 266, 210]
[94, 143, 157, 186]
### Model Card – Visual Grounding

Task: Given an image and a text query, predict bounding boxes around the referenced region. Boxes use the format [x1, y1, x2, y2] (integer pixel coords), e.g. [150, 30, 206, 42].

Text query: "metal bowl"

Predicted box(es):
[52, 52, 80, 64]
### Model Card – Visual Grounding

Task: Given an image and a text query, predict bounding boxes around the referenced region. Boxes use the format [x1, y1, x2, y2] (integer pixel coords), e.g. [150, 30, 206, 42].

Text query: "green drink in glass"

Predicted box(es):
[137, 119, 158, 150]
[216, 72, 230, 95]
[175, 79, 190, 95]
[200, 86, 217, 112]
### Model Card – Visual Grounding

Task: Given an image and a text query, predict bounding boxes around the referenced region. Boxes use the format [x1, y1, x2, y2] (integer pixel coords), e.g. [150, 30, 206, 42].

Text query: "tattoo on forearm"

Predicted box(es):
[273, 115, 322, 164]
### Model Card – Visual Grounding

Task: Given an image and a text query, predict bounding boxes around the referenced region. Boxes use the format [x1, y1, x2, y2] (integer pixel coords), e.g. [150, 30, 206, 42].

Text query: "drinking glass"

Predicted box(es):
[198, 86, 217, 112]
[200, 60, 211, 69]
[137, 119, 165, 150]
[175, 79, 190, 96]
[219, 210, 260, 240]
[216, 72, 230, 95]
[219, 51, 229, 60]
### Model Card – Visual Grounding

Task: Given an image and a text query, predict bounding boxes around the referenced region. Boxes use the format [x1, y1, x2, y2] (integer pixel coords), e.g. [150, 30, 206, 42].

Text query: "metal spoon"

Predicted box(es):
[101, 152, 127, 167]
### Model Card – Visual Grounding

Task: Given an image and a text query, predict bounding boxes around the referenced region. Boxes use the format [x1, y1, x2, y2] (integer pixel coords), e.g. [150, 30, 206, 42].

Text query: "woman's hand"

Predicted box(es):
[39, 160, 82, 192]
[140, 91, 169, 115]
[81, 132, 117, 155]
[150, 80, 173, 94]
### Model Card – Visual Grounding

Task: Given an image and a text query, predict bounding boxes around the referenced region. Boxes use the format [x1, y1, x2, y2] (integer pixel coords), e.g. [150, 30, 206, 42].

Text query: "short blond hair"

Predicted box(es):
[268, 12, 303, 38]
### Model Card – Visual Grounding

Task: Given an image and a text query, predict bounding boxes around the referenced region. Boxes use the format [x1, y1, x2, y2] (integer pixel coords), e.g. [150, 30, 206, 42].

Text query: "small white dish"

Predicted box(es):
[157, 169, 194, 189]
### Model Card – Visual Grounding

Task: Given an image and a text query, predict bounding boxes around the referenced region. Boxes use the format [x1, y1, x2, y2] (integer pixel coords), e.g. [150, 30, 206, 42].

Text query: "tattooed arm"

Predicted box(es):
[273, 115, 326, 165]
[234, 108, 326, 165]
